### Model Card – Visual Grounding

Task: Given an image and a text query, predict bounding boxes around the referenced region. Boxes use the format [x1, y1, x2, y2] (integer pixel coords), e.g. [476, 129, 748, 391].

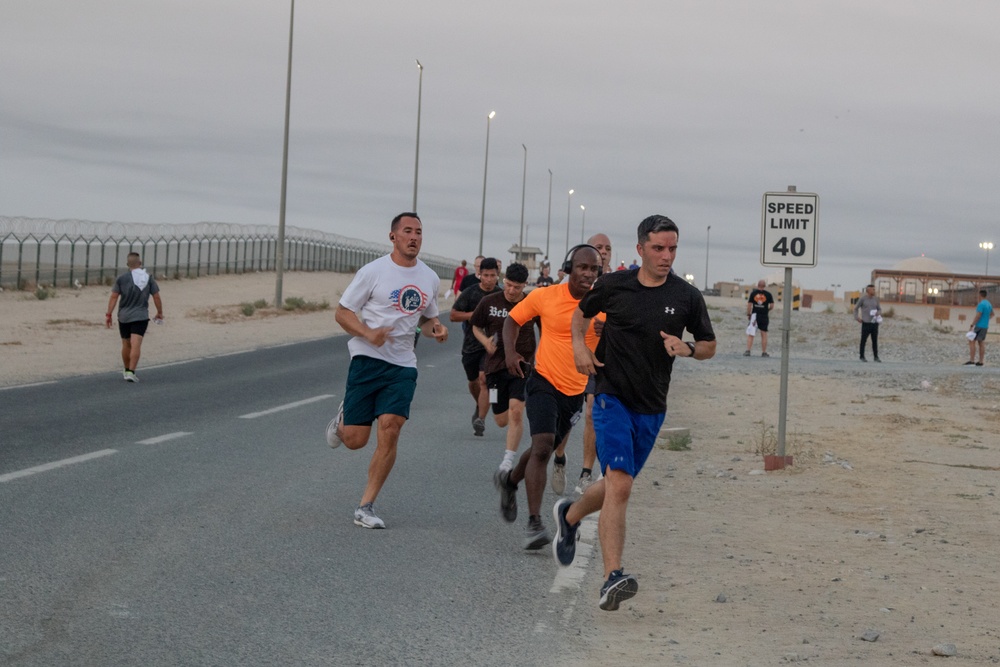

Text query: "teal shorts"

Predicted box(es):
[342, 355, 418, 425]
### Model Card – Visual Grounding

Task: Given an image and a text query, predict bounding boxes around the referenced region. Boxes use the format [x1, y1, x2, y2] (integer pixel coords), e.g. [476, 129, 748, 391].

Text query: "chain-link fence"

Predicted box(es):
[0, 216, 456, 289]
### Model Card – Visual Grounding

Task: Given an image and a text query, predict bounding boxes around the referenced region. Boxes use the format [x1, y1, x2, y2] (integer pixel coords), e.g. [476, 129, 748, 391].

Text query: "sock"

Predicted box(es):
[503, 450, 516, 464]
[580, 467, 592, 478]
[554, 454, 566, 466]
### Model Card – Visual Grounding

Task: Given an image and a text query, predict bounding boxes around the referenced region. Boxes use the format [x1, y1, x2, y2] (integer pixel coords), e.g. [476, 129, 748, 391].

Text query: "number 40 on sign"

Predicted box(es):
[760, 191, 819, 268]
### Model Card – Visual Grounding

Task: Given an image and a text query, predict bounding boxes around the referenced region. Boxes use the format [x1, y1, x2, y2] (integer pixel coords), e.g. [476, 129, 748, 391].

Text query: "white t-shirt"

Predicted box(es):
[339, 254, 441, 368]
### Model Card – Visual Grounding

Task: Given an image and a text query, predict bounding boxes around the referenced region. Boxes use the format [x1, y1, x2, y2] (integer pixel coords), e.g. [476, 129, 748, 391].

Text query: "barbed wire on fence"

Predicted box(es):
[0, 216, 458, 289]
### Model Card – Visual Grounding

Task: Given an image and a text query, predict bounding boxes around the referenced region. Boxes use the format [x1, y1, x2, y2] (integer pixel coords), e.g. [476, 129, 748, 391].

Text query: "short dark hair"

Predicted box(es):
[867, 284, 875, 289]
[391, 212, 420, 232]
[505, 262, 528, 283]
[480, 257, 499, 272]
[980, 289, 988, 297]
[637, 215, 679, 244]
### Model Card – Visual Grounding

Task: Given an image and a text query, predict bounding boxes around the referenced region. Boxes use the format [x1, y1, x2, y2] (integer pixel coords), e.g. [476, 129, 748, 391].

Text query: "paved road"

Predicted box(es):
[1, 325, 589, 666]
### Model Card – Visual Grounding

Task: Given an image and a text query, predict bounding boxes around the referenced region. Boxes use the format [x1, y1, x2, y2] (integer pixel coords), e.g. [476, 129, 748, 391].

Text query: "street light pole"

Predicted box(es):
[565, 189, 574, 256]
[412, 59, 423, 212]
[981, 241, 994, 275]
[579, 205, 586, 243]
[545, 169, 553, 261]
[704, 225, 711, 291]
[274, 0, 295, 308]
[519, 144, 527, 251]
[478, 111, 496, 256]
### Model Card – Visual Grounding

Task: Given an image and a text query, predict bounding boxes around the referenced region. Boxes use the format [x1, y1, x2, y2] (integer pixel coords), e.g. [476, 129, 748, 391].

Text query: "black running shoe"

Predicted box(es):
[493, 469, 517, 523]
[599, 569, 638, 611]
[552, 498, 579, 566]
[523, 515, 551, 551]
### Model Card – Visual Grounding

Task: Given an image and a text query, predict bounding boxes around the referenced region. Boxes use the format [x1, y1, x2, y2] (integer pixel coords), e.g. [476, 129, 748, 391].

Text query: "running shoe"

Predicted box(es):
[761, 352, 770, 358]
[599, 569, 638, 611]
[353, 503, 385, 529]
[743, 350, 751, 357]
[524, 515, 551, 551]
[326, 401, 344, 449]
[124, 371, 138, 383]
[493, 469, 517, 523]
[551, 461, 566, 495]
[552, 498, 579, 566]
[574, 471, 594, 495]
[473, 417, 485, 437]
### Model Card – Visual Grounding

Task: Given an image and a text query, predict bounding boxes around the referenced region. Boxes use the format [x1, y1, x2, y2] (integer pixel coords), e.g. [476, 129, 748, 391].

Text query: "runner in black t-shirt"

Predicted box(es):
[450, 257, 500, 436]
[551, 214, 717, 612]
[744, 279, 775, 357]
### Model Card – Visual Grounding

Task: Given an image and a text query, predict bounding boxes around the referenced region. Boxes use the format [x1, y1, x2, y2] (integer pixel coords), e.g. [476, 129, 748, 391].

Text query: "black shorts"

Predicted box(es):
[524, 371, 584, 443]
[119, 319, 149, 339]
[485, 369, 527, 415]
[754, 314, 769, 332]
[461, 350, 486, 381]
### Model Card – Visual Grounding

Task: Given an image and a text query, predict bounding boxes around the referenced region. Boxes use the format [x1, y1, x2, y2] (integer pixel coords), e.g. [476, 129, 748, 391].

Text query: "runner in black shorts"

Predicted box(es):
[470, 263, 536, 473]
[450, 257, 500, 436]
[745, 279, 774, 357]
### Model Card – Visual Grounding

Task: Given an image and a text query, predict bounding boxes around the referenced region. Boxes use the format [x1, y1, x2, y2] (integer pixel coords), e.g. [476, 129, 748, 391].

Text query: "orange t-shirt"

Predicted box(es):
[509, 282, 599, 395]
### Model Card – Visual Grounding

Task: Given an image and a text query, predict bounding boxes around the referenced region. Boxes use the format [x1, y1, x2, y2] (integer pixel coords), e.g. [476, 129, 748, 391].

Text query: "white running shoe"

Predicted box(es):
[326, 401, 344, 449]
[353, 503, 385, 529]
[574, 471, 594, 495]
[124, 371, 138, 383]
[551, 462, 566, 495]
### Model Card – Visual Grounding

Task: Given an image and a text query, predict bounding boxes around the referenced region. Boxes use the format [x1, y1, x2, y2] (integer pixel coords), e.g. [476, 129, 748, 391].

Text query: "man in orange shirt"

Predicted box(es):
[494, 244, 601, 549]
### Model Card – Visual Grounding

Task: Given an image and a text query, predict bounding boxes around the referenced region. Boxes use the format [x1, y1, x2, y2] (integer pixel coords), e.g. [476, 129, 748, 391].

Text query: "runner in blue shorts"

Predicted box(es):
[551, 214, 717, 611]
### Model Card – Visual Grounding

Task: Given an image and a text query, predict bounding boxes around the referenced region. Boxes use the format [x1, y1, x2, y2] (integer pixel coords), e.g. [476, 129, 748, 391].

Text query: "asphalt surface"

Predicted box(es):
[0, 324, 587, 666]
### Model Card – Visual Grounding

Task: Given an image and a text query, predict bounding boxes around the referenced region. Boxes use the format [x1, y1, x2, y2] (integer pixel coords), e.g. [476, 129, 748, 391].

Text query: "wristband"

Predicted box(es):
[685, 341, 696, 357]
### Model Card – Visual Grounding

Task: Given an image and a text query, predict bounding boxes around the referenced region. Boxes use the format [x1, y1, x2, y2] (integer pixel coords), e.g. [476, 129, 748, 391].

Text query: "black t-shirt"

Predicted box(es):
[469, 291, 537, 375]
[453, 283, 501, 355]
[579, 269, 715, 414]
[748, 289, 774, 319]
[535, 275, 554, 287]
[459, 273, 480, 293]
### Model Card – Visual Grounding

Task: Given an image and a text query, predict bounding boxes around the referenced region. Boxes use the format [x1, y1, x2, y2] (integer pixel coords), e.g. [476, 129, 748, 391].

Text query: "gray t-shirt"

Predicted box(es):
[113, 270, 160, 323]
[853, 294, 881, 323]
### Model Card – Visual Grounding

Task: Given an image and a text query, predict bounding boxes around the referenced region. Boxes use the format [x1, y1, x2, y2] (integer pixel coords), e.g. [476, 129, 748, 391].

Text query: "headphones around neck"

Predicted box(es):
[562, 244, 603, 276]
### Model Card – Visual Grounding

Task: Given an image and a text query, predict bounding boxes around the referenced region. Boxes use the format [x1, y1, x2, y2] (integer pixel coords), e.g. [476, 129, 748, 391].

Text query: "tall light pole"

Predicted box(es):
[545, 169, 553, 261]
[518, 144, 527, 251]
[412, 59, 423, 212]
[579, 205, 586, 243]
[704, 225, 711, 291]
[274, 0, 295, 308]
[564, 189, 574, 256]
[478, 111, 496, 256]
[981, 241, 994, 275]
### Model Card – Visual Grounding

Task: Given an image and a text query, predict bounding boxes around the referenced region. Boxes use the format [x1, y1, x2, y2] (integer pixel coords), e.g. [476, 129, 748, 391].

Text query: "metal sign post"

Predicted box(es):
[760, 186, 819, 468]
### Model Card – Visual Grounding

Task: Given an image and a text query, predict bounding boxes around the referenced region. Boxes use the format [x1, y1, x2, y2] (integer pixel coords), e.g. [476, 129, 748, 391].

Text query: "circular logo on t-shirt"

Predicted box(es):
[395, 285, 428, 314]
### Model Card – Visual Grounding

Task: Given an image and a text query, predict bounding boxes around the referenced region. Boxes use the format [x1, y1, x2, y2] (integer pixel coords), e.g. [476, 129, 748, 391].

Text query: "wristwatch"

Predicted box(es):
[685, 341, 696, 357]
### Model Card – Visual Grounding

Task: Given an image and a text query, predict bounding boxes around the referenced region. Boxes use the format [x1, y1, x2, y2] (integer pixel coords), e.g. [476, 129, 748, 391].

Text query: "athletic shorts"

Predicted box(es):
[593, 393, 665, 478]
[524, 371, 584, 443]
[754, 314, 769, 332]
[461, 350, 486, 381]
[118, 319, 149, 339]
[342, 355, 418, 425]
[973, 327, 988, 342]
[585, 374, 596, 395]
[485, 369, 526, 415]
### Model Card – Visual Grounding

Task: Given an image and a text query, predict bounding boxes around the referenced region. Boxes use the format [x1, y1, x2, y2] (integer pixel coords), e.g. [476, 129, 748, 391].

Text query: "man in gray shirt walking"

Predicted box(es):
[853, 284, 881, 362]
[106, 252, 163, 382]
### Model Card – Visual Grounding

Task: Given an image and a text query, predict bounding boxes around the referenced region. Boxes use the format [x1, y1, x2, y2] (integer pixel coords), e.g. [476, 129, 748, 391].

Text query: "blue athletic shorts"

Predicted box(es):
[593, 393, 665, 478]
[342, 355, 418, 425]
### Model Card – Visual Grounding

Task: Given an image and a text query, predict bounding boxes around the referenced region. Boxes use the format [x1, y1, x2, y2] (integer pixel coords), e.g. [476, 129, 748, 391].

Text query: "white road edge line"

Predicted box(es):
[0, 449, 118, 484]
[136, 432, 194, 445]
[238, 394, 336, 419]
[0, 380, 59, 392]
[142, 358, 204, 370]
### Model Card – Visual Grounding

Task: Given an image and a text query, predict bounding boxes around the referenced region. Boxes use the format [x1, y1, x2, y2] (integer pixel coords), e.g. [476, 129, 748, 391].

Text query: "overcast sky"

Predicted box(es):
[3, 1, 998, 292]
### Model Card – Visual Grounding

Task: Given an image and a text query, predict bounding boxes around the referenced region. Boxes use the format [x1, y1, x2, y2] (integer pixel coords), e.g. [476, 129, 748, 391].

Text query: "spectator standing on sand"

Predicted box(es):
[451, 260, 469, 297]
[105, 252, 163, 382]
[965, 289, 994, 366]
[853, 284, 882, 362]
[744, 279, 775, 357]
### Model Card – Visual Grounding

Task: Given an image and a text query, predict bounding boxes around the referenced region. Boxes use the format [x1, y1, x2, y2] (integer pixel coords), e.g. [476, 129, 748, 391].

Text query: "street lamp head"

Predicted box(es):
[415, 59, 422, 70]
[580, 205, 585, 211]
[488, 110, 496, 120]
[981, 241, 994, 251]
[568, 189, 574, 195]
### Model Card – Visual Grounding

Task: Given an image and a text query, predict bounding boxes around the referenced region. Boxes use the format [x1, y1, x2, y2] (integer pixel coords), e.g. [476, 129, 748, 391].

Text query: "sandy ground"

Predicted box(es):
[4, 273, 1000, 664]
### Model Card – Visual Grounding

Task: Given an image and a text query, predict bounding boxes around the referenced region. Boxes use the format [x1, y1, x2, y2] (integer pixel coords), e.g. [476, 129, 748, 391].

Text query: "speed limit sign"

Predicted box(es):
[761, 191, 819, 267]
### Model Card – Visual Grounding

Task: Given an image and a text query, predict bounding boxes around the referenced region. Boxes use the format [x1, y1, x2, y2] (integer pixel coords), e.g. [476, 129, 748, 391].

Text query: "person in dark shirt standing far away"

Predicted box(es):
[469, 262, 535, 472]
[105, 252, 164, 382]
[451, 257, 501, 436]
[494, 245, 601, 550]
[853, 284, 882, 362]
[551, 215, 716, 611]
[459, 255, 484, 293]
[744, 279, 774, 357]
[326, 212, 448, 529]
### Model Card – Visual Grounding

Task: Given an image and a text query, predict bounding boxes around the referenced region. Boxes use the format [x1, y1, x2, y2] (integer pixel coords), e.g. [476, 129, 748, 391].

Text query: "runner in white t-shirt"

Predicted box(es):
[326, 212, 448, 529]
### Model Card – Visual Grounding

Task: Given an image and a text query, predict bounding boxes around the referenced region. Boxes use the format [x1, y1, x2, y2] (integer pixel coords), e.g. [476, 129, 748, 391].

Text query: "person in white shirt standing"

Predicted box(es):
[326, 212, 449, 529]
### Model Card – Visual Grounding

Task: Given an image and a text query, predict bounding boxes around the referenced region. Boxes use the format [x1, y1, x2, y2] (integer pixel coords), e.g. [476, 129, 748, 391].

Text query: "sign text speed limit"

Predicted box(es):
[760, 192, 819, 267]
